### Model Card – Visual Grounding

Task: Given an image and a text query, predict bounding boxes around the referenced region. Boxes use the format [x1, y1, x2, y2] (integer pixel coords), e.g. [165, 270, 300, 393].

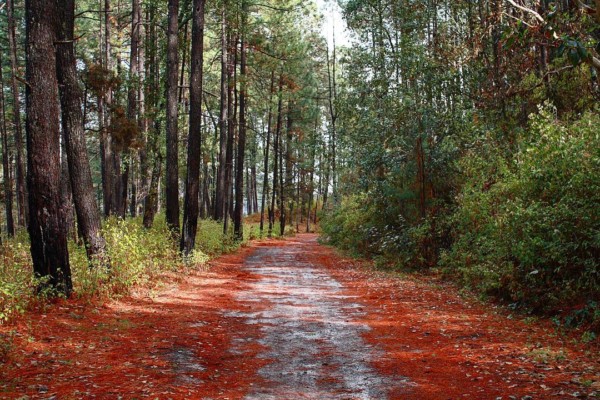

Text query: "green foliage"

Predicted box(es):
[320, 193, 441, 269]
[320, 194, 376, 256]
[0, 233, 36, 322]
[442, 107, 600, 313]
[71, 215, 185, 297]
[0, 215, 258, 322]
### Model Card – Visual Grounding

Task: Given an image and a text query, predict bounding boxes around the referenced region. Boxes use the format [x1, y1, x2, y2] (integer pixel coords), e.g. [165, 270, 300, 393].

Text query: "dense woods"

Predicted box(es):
[0, 0, 334, 315]
[322, 0, 600, 323]
[0, 0, 598, 333]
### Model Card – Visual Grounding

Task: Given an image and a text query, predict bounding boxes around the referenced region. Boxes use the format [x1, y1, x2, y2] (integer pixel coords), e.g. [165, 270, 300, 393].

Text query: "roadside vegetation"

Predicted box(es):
[320, 0, 600, 336]
[0, 216, 264, 323]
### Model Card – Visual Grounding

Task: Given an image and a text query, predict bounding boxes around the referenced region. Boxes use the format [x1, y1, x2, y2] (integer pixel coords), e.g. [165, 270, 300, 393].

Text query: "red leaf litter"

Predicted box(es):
[1, 234, 598, 399]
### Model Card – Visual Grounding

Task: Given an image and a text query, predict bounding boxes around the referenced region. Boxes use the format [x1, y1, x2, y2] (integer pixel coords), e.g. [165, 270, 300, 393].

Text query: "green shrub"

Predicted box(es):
[1, 214, 262, 322]
[0, 232, 35, 322]
[71, 215, 185, 297]
[443, 106, 600, 313]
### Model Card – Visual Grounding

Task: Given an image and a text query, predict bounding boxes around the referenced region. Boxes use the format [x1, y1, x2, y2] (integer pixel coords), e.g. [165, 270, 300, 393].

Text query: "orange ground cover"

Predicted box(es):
[0, 235, 597, 399]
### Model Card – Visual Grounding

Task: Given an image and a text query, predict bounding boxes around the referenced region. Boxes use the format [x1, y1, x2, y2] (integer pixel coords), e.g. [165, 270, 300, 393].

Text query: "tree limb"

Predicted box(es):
[506, 0, 545, 24]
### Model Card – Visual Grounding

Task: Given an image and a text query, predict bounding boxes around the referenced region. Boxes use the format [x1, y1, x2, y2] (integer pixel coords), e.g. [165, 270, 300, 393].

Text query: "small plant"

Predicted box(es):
[0, 330, 16, 362]
[528, 347, 567, 364]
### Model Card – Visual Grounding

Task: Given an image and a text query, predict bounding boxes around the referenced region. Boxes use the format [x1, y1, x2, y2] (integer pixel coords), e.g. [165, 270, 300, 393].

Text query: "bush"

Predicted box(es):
[0, 215, 261, 323]
[442, 106, 600, 313]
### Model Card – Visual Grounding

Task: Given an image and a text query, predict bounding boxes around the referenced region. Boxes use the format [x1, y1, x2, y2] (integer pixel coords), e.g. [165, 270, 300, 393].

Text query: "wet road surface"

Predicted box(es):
[226, 236, 410, 399]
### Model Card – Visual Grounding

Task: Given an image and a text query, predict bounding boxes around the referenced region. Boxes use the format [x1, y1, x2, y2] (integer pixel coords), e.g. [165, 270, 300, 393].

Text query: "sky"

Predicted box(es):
[315, 0, 351, 48]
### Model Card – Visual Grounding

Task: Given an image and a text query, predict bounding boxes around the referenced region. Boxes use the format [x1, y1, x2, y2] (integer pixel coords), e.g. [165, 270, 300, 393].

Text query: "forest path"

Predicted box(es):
[1, 234, 598, 399]
[225, 235, 407, 399]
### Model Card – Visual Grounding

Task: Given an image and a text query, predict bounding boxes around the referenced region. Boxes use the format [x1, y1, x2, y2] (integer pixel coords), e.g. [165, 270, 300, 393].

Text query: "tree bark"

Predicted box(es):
[143, 153, 161, 229]
[0, 51, 15, 236]
[56, 0, 107, 263]
[270, 71, 284, 236]
[180, 0, 205, 255]
[223, 33, 236, 235]
[214, 6, 228, 221]
[26, 0, 72, 295]
[7, 0, 27, 227]
[234, 5, 248, 240]
[165, 0, 180, 231]
[101, 0, 121, 218]
[326, 38, 338, 205]
[283, 101, 294, 231]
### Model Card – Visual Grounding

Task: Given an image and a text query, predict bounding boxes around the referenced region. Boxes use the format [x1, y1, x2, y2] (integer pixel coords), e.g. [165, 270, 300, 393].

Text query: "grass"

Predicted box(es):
[0, 214, 277, 324]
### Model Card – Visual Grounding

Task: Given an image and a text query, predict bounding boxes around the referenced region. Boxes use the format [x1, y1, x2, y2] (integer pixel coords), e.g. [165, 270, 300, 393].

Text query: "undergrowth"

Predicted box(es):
[0, 214, 263, 324]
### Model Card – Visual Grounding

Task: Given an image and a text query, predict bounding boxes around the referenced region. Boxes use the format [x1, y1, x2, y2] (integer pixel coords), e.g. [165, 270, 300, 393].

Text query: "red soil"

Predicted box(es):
[0, 234, 598, 399]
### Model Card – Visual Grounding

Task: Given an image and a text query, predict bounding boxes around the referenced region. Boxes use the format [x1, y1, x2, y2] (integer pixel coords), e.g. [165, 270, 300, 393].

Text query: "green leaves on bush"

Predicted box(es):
[442, 106, 600, 313]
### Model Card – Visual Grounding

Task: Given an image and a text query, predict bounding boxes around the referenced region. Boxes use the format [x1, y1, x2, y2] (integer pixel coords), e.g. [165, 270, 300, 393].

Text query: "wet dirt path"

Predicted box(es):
[226, 236, 409, 399]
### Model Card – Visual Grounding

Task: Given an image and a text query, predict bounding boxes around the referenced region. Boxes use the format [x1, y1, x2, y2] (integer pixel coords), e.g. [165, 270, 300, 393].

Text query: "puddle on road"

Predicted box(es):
[226, 242, 410, 399]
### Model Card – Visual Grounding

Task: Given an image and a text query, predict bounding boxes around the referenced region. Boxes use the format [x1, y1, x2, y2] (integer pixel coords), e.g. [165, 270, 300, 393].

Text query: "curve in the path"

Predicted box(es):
[226, 237, 411, 399]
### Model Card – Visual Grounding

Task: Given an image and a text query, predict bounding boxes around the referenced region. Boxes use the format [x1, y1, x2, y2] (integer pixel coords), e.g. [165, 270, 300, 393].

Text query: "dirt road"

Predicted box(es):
[1, 234, 598, 399]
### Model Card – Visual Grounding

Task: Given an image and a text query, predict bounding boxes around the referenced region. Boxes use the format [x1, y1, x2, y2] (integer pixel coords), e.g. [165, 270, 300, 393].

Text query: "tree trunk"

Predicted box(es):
[143, 153, 161, 229]
[101, 0, 120, 218]
[60, 139, 75, 241]
[122, 0, 141, 218]
[223, 33, 236, 235]
[327, 38, 338, 205]
[165, 0, 180, 231]
[26, 0, 72, 295]
[180, 0, 205, 255]
[0, 51, 15, 236]
[215, 6, 228, 221]
[234, 6, 248, 240]
[7, 0, 27, 227]
[56, 0, 107, 263]
[284, 101, 294, 230]
[270, 71, 284, 236]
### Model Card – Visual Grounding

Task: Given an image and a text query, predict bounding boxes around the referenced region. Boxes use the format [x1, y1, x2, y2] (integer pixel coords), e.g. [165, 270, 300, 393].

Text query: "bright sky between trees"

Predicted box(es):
[316, 0, 351, 48]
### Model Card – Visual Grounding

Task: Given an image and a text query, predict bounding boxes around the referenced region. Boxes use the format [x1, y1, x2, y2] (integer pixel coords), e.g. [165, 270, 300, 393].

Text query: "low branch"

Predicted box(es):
[506, 0, 545, 24]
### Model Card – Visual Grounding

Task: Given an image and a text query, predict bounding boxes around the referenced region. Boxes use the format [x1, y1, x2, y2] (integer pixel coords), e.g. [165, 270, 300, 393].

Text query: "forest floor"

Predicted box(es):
[1, 234, 599, 399]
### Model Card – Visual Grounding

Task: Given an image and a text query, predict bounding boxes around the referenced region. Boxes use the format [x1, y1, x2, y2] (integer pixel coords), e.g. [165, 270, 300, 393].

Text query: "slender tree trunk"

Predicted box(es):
[234, 5, 248, 240]
[327, 38, 338, 205]
[251, 163, 258, 214]
[122, 0, 141, 218]
[180, 0, 205, 255]
[56, 0, 107, 263]
[142, 5, 160, 228]
[143, 153, 161, 228]
[179, 21, 189, 105]
[269, 71, 283, 236]
[215, 6, 228, 221]
[278, 119, 285, 236]
[101, 0, 120, 218]
[223, 34, 236, 235]
[26, 0, 72, 295]
[165, 0, 180, 231]
[260, 89, 275, 236]
[7, 0, 27, 227]
[0, 52, 15, 236]
[283, 101, 294, 231]
[60, 139, 75, 241]
[137, 6, 149, 218]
